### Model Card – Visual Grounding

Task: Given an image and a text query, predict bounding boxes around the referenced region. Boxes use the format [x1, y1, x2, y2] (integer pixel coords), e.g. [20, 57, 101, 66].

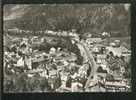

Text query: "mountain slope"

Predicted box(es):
[4, 4, 130, 37]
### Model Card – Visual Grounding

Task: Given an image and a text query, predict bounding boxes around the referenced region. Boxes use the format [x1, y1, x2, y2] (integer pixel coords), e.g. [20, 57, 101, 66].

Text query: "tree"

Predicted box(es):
[4, 4, 130, 37]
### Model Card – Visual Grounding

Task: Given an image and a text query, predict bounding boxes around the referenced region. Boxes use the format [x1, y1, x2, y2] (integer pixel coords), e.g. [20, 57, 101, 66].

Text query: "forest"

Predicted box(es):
[4, 4, 130, 37]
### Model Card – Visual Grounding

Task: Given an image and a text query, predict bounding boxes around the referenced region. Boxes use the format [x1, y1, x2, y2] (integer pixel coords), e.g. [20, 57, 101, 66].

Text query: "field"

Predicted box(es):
[108, 37, 131, 49]
[110, 37, 131, 44]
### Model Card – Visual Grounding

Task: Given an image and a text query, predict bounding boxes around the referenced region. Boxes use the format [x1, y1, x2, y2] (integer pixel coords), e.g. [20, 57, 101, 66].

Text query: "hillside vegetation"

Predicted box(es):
[4, 4, 130, 37]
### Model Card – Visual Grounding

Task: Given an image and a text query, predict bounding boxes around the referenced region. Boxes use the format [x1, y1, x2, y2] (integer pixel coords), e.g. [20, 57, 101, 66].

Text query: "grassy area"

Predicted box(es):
[110, 37, 131, 44]
[109, 37, 131, 49]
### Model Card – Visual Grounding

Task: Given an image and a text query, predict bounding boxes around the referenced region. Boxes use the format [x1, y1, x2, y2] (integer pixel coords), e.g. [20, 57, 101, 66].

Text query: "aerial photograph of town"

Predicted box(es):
[3, 4, 131, 92]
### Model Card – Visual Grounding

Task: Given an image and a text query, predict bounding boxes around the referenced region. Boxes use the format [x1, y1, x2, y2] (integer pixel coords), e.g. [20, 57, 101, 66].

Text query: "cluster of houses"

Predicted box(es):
[4, 29, 131, 92]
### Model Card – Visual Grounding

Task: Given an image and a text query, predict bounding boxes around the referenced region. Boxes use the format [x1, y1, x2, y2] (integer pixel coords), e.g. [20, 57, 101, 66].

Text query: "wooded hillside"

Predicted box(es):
[4, 4, 130, 37]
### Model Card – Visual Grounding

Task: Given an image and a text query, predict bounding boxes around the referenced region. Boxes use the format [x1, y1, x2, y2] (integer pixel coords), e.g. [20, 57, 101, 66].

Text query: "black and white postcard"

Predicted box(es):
[3, 4, 131, 93]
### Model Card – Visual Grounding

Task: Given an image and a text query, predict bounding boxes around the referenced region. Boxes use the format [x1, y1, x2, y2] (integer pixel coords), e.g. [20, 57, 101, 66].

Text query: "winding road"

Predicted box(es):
[76, 41, 97, 89]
